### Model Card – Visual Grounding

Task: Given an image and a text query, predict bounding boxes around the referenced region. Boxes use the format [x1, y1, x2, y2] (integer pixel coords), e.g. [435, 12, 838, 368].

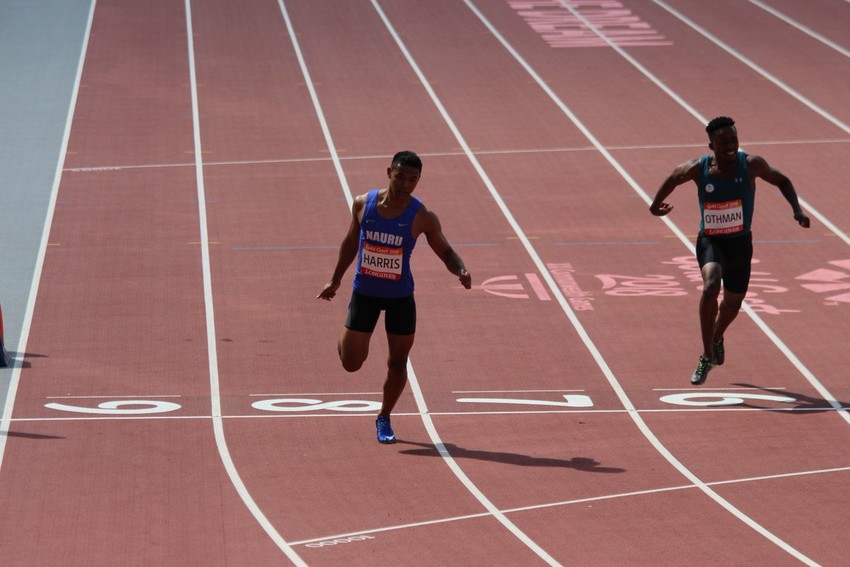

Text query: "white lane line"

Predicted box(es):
[61, 136, 850, 174]
[277, 0, 560, 561]
[747, 0, 850, 58]
[11, 404, 850, 424]
[454, 1, 822, 564]
[403, 360, 563, 566]
[290, 464, 850, 547]
[477, 0, 850, 429]
[453, 389, 586, 393]
[655, 0, 850, 135]
[274, 1, 353, 209]
[183, 2, 306, 564]
[0, 0, 98, 473]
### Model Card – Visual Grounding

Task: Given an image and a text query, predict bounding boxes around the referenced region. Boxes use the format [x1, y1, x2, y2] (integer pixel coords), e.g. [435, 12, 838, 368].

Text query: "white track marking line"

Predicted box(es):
[652, 0, 850, 135]
[374, 0, 819, 563]
[456, 1, 821, 564]
[453, 389, 586, 393]
[0, 0, 97, 473]
[403, 360, 563, 566]
[274, 1, 353, 210]
[62, 136, 850, 174]
[11, 404, 850, 424]
[183, 2, 306, 564]
[484, 0, 850, 428]
[290, 465, 850, 547]
[552, 0, 850, 251]
[747, 0, 850, 58]
[276, 0, 560, 563]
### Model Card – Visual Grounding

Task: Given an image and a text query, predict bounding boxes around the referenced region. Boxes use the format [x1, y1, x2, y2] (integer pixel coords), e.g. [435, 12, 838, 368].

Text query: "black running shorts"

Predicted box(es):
[695, 232, 753, 294]
[345, 292, 416, 335]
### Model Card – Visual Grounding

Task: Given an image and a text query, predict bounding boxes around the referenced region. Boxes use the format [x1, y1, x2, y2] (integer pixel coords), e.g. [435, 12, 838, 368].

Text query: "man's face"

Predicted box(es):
[709, 126, 739, 165]
[387, 164, 420, 196]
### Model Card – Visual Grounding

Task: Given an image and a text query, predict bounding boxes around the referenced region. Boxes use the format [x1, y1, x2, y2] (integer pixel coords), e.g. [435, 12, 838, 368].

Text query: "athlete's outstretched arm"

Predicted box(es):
[318, 197, 366, 300]
[649, 159, 700, 217]
[420, 209, 471, 289]
[748, 155, 810, 228]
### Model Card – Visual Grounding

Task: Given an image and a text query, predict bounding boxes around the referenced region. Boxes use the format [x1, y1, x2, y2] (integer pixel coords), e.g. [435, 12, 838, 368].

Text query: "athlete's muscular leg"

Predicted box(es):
[379, 332, 415, 417]
[699, 263, 723, 359]
[338, 328, 372, 372]
[713, 290, 745, 342]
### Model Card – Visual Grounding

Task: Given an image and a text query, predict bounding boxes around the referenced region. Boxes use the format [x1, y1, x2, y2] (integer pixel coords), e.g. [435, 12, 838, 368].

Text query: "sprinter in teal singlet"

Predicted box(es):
[649, 117, 810, 385]
[318, 151, 472, 443]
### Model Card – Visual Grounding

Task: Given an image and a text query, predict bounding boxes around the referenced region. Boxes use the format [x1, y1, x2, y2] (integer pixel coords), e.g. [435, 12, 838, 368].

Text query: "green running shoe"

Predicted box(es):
[713, 338, 725, 366]
[691, 355, 715, 385]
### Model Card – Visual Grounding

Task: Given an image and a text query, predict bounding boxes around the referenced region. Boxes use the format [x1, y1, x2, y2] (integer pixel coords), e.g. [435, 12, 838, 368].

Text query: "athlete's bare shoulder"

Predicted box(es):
[665, 157, 701, 186]
[412, 202, 439, 236]
[744, 153, 770, 175]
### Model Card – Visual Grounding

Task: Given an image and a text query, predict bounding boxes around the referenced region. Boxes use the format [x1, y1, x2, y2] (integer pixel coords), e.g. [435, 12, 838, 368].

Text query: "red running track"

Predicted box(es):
[1, 1, 849, 565]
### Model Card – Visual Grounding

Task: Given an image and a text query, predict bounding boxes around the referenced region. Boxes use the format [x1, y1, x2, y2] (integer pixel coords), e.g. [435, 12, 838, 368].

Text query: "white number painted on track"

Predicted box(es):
[44, 400, 182, 415]
[456, 395, 594, 408]
[306, 535, 375, 548]
[251, 398, 383, 412]
[41, 392, 802, 416]
[659, 393, 797, 407]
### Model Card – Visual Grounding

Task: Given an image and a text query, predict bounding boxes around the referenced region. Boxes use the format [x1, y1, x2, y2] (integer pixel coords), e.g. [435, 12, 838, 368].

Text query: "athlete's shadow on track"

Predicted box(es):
[396, 440, 625, 473]
[732, 382, 849, 414]
[1, 431, 65, 440]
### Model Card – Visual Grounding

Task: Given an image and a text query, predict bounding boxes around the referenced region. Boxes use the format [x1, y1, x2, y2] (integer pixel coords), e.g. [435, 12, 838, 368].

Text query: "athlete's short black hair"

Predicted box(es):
[706, 116, 735, 137]
[391, 150, 422, 172]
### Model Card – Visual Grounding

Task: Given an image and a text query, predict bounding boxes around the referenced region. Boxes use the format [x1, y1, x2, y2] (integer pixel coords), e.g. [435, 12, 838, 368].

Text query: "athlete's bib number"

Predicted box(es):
[360, 241, 402, 280]
[704, 200, 744, 235]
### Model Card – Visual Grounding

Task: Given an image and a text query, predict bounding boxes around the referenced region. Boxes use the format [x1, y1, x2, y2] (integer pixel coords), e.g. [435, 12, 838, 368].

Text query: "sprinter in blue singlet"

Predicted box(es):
[318, 151, 472, 443]
[650, 117, 810, 386]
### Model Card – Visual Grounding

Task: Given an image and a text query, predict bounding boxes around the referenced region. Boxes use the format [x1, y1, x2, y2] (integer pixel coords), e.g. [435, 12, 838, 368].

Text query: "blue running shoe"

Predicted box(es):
[376, 415, 395, 444]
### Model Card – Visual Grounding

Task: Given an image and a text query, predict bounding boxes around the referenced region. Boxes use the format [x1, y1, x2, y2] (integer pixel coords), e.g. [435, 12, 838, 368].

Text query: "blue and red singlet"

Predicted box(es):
[353, 189, 423, 298]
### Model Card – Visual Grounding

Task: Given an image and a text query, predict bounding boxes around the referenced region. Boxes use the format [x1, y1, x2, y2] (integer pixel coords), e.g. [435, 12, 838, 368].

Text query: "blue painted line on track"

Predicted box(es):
[753, 239, 820, 244]
[553, 241, 658, 246]
[232, 245, 337, 251]
[232, 243, 500, 251]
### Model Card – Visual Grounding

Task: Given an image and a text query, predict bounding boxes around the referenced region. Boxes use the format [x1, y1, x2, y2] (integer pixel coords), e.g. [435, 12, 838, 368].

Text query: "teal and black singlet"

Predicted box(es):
[697, 151, 755, 238]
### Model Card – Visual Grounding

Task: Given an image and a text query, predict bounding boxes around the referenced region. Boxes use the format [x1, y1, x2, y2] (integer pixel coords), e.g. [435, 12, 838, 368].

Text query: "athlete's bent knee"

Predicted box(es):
[702, 278, 722, 299]
[340, 354, 365, 373]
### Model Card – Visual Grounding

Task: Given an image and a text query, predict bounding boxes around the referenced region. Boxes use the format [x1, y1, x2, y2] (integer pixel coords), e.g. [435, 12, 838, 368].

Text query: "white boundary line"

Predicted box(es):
[748, 0, 850, 59]
[0, 0, 98, 473]
[368, 0, 826, 563]
[547, 0, 850, 423]
[652, 0, 850, 135]
[289, 464, 850, 547]
[61, 136, 850, 174]
[183, 2, 306, 564]
[9, 403, 850, 424]
[275, 0, 560, 564]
